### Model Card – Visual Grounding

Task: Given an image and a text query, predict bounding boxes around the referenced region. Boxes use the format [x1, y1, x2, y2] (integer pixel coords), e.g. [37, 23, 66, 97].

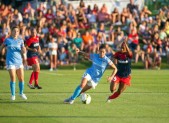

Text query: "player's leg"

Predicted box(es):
[16, 66, 27, 100]
[110, 81, 118, 93]
[80, 84, 92, 93]
[8, 67, 16, 100]
[71, 78, 88, 100]
[108, 82, 127, 100]
[107, 76, 119, 101]
[27, 58, 35, 89]
[108, 76, 130, 101]
[64, 78, 88, 104]
[32, 61, 42, 89]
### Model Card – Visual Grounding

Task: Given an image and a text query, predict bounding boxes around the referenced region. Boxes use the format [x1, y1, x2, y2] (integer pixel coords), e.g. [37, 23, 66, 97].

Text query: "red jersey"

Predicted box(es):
[114, 52, 132, 77]
[26, 36, 40, 58]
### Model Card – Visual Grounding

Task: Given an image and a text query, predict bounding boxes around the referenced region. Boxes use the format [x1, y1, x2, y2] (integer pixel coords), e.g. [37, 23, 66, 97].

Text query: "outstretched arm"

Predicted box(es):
[124, 37, 132, 57]
[76, 48, 90, 61]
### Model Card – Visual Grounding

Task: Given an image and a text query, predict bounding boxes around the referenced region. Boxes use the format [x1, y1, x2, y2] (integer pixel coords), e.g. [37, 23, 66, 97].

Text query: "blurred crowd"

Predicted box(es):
[0, 0, 169, 70]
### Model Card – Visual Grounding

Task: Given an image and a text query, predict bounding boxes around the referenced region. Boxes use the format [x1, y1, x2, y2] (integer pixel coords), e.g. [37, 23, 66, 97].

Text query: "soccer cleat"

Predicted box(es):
[20, 94, 27, 100]
[27, 83, 35, 89]
[64, 97, 74, 104]
[106, 97, 111, 103]
[11, 95, 15, 101]
[49, 68, 53, 71]
[34, 85, 42, 89]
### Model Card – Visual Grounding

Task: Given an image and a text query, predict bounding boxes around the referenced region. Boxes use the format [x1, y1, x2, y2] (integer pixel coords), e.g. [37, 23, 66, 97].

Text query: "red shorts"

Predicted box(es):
[111, 75, 131, 86]
[27, 57, 39, 66]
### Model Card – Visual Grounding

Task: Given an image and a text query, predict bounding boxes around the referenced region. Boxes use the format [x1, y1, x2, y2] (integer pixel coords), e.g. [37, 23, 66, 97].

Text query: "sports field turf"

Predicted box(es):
[0, 69, 169, 123]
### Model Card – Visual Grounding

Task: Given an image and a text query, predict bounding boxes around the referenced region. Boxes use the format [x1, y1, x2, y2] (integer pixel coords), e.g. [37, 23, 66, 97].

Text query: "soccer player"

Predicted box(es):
[0, 26, 27, 101]
[25, 28, 42, 89]
[64, 44, 117, 104]
[107, 39, 132, 102]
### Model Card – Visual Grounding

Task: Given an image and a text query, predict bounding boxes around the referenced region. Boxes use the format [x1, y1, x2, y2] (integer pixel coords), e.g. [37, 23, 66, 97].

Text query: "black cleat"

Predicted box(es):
[34, 85, 42, 89]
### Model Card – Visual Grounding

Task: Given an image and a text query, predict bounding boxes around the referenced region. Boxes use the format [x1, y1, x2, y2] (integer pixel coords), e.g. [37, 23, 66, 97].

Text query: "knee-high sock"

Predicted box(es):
[71, 85, 82, 100]
[34, 72, 39, 85]
[109, 92, 120, 99]
[29, 72, 34, 85]
[10, 82, 15, 96]
[19, 82, 24, 95]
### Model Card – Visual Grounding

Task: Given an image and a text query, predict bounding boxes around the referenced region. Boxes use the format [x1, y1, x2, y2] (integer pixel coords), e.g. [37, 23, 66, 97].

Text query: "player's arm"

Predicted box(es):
[25, 43, 38, 52]
[21, 46, 27, 60]
[76, 48, 90, 60]
[107, 62, 117, 83]
[0, 43, 6, 53]
[37, 46, 42, 54]
[124, 37, 132, 57]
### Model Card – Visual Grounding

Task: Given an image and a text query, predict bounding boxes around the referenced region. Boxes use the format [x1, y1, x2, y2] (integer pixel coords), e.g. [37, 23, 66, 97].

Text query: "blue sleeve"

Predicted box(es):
[20, 39, 24, 47]
[90, 54, 94, 60]
[3, 38, 8, 46]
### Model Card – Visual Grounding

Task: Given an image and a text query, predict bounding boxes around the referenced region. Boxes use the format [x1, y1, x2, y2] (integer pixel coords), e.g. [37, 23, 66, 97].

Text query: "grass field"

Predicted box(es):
[0, 69, 169, 123]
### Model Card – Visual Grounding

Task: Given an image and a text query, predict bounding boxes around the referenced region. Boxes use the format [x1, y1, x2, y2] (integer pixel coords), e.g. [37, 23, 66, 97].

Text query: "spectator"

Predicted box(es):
[153, 52, 161, 69]
[48, 35, 58, 71]
[58, 47, 69, 65]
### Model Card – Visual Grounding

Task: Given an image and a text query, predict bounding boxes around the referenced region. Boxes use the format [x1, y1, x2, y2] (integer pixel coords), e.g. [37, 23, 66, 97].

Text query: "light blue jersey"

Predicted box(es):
[4, 37, 24, 65]
[86, 54, 113, 82]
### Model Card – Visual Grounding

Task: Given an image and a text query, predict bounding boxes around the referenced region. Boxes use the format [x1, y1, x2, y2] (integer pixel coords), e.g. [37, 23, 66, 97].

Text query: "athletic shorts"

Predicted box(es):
[82, 73, 98, 89]
[49, 50, 57, 55]
[6, 64, 23, 70]
[27, 57, 39, 66]
[111, 75, 131, 86]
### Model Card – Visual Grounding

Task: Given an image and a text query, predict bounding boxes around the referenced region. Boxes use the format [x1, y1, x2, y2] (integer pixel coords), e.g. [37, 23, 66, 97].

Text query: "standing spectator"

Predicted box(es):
[48, 35, 58, 71]
[127, 0, 138, 14]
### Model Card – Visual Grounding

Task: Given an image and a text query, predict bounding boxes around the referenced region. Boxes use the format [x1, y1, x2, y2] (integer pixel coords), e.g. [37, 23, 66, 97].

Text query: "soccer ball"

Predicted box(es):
[81, 93, 91, 104]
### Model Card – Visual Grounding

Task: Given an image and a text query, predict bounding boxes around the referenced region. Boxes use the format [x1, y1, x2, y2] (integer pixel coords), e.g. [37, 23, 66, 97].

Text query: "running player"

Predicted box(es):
[107, 39, 132, 102]
[64, 44, 117, 104]
[0, 26, 27, 101]
[26, 28, 42, 89]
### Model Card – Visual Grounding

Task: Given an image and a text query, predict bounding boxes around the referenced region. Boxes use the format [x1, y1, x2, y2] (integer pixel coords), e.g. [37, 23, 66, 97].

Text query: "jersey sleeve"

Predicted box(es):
[3, 38, 8, 46]
[107, 57, 113, 66]
[20, 39, 24, 47]
[25, 38, 31, 46]
[90, 54, 94, 60]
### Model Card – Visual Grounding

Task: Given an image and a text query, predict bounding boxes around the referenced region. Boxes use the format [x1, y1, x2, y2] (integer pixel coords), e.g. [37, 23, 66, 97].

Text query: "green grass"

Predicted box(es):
[0, 70, 169, 123]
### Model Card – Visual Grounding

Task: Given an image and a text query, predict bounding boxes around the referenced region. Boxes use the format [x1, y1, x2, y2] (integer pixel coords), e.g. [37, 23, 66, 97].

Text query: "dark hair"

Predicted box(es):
[11, 26, 19, 31]
[99, 44, 106, 50]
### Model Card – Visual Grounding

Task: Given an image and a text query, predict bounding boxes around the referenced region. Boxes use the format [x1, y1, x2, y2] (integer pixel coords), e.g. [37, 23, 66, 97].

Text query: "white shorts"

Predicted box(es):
[82, 73, 98, 89]
[49, 50, 57, 55]
[6, 64, 23, 70]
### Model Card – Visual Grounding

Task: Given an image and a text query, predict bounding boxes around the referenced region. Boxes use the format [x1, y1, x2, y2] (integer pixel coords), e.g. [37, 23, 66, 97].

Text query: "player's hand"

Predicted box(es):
[107, 76, 113, 83]
[33, 48, 38, 52]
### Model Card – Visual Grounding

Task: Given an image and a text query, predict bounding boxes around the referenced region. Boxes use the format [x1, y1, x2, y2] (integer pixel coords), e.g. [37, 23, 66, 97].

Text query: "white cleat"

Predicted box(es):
[20, 94, 27, 100]
[106, 97, 111, 103]
[11, 96, 15, 101]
